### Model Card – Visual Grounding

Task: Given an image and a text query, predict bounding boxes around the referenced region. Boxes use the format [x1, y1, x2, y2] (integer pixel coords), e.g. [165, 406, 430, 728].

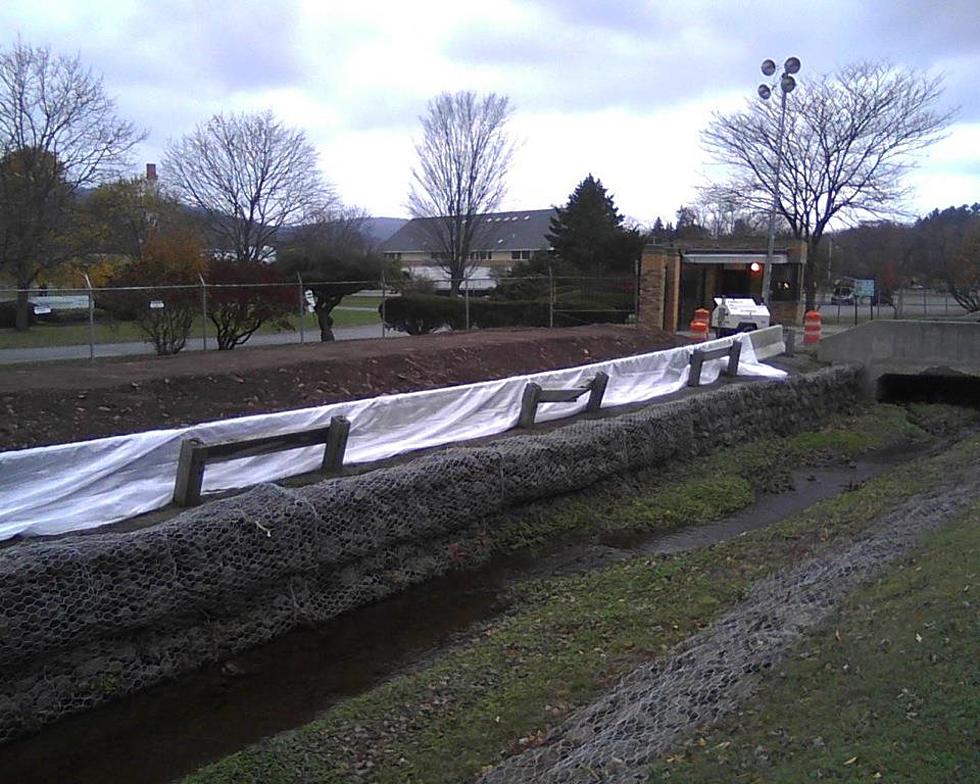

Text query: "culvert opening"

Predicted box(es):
[877, 373, 980, 406]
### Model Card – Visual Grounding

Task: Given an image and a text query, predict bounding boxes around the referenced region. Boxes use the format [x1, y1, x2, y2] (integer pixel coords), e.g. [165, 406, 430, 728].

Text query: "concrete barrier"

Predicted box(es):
[818, 320, 980, 393]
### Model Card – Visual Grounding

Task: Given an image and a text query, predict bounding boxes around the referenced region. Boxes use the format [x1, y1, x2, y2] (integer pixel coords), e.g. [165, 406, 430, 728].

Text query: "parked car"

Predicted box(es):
[830, 286, 855, 305]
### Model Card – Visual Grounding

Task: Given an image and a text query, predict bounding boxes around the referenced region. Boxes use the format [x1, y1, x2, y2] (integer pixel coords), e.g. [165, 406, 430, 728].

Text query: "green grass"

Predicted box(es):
[648, 503, 980, 783]
[341, 294, 384, 309]
[0, 307, 381, 349]
[486, 404, 933, 554]
[183, 406, 979, 784]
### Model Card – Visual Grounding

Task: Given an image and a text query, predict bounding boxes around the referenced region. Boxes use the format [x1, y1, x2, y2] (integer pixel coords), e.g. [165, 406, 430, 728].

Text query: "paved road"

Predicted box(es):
[0, 324, 404, 365]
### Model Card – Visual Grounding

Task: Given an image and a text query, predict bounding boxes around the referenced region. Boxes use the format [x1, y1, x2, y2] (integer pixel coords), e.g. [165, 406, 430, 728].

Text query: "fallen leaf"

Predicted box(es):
[843, 756, 858, 766]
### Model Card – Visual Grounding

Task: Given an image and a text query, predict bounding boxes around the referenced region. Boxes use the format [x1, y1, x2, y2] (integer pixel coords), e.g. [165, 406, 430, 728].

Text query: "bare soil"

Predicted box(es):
[0, 325, 689, 451]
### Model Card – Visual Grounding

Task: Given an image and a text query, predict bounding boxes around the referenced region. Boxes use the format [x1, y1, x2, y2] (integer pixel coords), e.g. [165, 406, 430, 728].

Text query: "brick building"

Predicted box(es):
[638, 242, 807, 331]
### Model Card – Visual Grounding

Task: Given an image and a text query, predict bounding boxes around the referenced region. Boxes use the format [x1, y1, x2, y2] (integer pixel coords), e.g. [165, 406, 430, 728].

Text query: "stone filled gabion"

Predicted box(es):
[0, 365, 861, 743]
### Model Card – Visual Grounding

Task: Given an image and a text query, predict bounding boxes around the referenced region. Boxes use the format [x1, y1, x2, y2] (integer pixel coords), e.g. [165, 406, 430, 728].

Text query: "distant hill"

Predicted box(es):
[362, 217, 407, 243]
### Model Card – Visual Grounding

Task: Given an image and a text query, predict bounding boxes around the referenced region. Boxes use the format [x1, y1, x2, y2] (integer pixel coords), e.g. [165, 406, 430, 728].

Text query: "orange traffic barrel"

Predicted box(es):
[689, 319, 710, 342]
[803, 310, 822, 344]
[693, 307, 710, 326]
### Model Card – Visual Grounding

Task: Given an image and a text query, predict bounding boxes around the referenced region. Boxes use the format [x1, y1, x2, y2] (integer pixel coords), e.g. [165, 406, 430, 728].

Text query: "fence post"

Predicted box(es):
[198, 273, 208, 351]
[380, 269, 387, 338]
[633, 258, 640, 326]
[548, 266, 555, 328]
[322, 416, 351, 472]
[464, 276, 471, 331]
[83, 273, 95, 361]
[296, 273, 305, 344]
[688, 349, 706, 387]
[726, 339, 742, 377]
[586, 372, 609, 412]
[173, 438, 207, 507]
[518, 382, 543, 428]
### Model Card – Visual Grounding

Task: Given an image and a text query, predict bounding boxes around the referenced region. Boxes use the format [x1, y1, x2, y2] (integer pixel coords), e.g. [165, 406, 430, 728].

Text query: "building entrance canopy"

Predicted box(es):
[683, 253, 790, 265]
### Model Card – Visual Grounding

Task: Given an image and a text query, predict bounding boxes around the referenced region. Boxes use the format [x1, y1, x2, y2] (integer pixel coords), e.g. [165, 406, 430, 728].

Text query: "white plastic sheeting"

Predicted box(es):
[0, 329, 786, 540]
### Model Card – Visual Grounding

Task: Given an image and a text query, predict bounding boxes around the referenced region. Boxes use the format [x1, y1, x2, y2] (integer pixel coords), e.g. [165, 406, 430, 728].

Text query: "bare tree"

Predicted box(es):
[692, 193, 767, 240]
[163, 111, 334, 263]
[0, 40, 143, 329]
[701, 62, 954, 309]
[278, 206, 384, 341]
[408, 91, 515, 294]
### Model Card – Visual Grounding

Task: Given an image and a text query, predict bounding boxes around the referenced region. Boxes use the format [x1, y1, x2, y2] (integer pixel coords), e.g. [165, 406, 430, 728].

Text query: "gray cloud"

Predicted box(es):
[0, 0, 975, 215]
[445, 0, 980, 117]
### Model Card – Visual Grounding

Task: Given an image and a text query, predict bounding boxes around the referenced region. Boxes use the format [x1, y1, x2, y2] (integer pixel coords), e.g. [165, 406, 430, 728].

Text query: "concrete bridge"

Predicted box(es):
[817, 319, 980, 397]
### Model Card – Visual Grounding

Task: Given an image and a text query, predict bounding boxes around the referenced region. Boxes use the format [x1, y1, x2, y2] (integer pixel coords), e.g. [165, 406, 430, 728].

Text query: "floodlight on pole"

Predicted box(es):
[757, 56, 801, 306]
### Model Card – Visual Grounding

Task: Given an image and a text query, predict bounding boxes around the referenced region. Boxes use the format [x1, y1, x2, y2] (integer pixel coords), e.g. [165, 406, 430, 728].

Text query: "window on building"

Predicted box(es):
[384, 252, 402, 261]
[510, 250, 531, 261]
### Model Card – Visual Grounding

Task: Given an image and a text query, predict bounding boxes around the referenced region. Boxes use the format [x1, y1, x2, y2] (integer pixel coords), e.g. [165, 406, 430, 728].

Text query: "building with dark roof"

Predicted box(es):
[379, 208, 555, 271]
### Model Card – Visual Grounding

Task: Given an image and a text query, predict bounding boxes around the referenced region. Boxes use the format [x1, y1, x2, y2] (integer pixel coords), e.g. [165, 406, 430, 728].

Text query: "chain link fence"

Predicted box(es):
[0, 271, 638, 361]
[816, 287, 971, 326]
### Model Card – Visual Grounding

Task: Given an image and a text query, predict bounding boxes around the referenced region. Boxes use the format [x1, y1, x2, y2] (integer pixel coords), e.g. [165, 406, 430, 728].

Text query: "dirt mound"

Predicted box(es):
[0, 326, 688, 451]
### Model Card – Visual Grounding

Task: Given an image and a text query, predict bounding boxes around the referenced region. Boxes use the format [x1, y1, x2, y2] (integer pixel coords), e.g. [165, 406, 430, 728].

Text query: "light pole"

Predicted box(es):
[758, 56, 800, 306]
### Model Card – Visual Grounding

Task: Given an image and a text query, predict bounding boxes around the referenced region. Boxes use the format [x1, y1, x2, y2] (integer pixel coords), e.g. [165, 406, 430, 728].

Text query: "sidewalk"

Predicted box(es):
[0, 324, 402, 365]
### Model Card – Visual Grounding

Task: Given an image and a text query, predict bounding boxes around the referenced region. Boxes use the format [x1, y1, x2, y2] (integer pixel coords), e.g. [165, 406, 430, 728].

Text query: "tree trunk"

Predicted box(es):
[316, 308, 335, 341]
[15, 285, 31, 332]
[804, 241, 818, 312]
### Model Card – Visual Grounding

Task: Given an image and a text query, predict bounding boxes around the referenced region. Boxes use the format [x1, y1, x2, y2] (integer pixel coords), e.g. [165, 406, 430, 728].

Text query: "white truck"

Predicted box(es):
[710, 297, 771, 337]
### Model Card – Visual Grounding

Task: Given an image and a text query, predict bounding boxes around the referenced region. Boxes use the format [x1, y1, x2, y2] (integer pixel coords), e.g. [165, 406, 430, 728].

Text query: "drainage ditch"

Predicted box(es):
[0, 435, 941, 784]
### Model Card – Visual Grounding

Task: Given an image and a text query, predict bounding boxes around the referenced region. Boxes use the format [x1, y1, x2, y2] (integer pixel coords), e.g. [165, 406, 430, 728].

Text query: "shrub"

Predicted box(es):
[380, 294, 465, 334]
[206, 259, 295, 350]
[552, 298, 632, 326]
[470, 298, 549, 328]
[102, 229, 206, 355]
[380, 293, 633, 334]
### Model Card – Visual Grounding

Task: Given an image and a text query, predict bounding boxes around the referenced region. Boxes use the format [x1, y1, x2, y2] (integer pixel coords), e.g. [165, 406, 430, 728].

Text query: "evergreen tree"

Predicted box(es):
[546, 174, 644, 275]
[650, 216, 667, 243]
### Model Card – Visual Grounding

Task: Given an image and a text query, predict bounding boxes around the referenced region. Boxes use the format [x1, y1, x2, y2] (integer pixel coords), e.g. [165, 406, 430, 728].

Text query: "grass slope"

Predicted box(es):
[649, 502, 980, 783]
[183, 406, 977, 784]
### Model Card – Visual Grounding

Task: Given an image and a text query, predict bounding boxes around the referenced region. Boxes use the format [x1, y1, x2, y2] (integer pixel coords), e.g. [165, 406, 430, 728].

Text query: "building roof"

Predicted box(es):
[380, 209, 556, 253]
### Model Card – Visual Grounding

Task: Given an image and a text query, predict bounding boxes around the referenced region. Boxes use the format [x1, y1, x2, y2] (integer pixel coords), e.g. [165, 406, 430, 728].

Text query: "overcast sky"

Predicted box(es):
[2, 0, 977, 224]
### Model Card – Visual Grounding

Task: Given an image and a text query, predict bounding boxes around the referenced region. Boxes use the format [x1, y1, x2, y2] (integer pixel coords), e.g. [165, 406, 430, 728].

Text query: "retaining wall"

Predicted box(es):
[818, 319, 980, 390]
[0, 365, 861, 742]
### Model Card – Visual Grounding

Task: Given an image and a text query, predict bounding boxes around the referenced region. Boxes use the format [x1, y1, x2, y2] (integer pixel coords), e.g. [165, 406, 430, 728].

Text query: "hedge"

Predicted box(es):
[380, 294, 631, 334]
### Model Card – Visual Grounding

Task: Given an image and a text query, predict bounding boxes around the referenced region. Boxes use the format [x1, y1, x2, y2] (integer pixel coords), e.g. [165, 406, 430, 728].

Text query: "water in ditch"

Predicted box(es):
[0, 440, 940, 784]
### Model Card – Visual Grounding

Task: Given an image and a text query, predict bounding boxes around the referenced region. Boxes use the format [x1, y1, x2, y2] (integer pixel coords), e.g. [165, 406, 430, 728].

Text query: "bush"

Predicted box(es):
[380, 294, 465, 334]
[206, 259, 295, 350]
[380, 293, 633, 334]
[470, 298, 549, 328]
[102, 228, 206, 355]
[552, 298, 632, 327]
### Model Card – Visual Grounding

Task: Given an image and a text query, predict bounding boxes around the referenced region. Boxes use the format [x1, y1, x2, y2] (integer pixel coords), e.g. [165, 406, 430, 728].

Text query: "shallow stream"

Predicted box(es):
[0, 440, 940, 784]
